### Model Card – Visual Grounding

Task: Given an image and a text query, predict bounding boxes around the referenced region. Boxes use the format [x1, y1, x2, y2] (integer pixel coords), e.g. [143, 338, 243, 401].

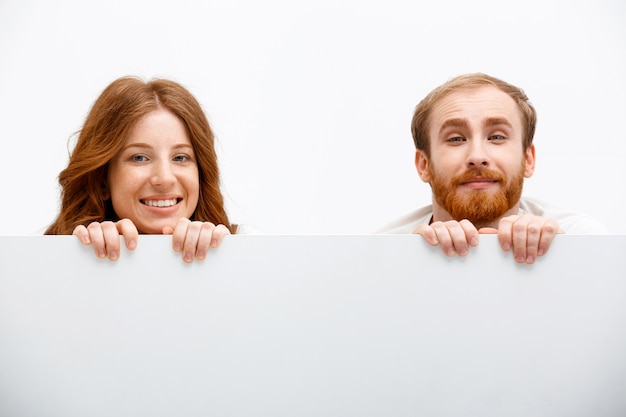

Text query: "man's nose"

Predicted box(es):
[466, 139, 489, 168]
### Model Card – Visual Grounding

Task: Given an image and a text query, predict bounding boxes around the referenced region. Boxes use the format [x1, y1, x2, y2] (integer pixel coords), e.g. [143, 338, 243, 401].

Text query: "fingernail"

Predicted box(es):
[470, 237, 479, 246]
[109, 251, 118, 260]
[128, 240, 136, 250]
[174, 243, 182, 252]
[184, 252, 193, 263]
[537, 249, 545, 257]
[196, 250, 206, 260]
[526, 256, 535, 264]
[97, 248, 106, 258]
[516, 255, 525, 263]
[502, 243, 511, 251]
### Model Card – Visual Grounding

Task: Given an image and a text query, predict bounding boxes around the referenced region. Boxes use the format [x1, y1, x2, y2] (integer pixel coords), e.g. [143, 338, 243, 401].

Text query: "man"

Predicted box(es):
[379, 73, 607, 264]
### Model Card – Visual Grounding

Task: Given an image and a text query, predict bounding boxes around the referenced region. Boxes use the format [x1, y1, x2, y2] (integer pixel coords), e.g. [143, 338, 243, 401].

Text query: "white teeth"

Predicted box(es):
[143, 199, 178, 207]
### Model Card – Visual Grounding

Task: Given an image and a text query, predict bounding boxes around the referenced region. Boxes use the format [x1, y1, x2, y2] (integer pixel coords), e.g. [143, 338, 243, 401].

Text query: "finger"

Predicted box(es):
[171, 218, 191, 253]
[101, 221, 122, 261]
[429, 222, 454, 255]
[72, 225, 91, 245]
[179, 220, 205, 263]
[85, 222, 108, 259]
[412, 224, 439, 246]
[195, 222, 217, 260]
[522, 216, 545, 264]
[537, 219, 561, 258]
[510, 216, 533, 264]
[497, 215, 518, 252]
[209, 224, 231, 248]
[459, 219, 480, 249]
[116, 218, 138, 251]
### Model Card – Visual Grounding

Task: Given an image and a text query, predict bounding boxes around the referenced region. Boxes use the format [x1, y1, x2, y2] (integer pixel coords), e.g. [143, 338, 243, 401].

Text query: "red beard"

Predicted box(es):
[429, 163, 524, 228]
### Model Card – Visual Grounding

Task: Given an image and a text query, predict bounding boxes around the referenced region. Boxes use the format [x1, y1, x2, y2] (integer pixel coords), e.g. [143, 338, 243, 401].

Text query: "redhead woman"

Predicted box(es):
[46, 76, 243, 263]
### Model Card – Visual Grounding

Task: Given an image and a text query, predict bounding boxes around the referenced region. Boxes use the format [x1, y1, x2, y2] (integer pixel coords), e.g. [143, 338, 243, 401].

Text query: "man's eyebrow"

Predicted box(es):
[483, 117, 512, 128]
[439, 118, 469, 133]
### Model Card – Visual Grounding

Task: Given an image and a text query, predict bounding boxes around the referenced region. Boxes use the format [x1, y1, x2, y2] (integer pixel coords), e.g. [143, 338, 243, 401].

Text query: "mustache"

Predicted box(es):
[451, 168, 505, 186]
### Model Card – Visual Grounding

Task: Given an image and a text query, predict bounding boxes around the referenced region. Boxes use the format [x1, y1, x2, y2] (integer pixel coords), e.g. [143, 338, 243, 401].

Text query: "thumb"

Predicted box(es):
[478, 227, 498, 234]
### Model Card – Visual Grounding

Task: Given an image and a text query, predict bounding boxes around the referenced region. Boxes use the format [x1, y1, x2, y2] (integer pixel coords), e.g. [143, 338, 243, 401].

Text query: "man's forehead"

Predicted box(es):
[431, 86, 521, 126]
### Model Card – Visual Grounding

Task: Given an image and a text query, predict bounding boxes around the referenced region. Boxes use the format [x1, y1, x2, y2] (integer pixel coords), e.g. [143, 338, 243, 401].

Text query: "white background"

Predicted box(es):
[1, 0, 624, 236]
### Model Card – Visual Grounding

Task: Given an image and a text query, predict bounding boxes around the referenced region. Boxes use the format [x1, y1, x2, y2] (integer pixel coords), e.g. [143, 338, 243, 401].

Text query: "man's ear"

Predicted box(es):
[415, 150, 431, 183]
[524, 144, 536, 178]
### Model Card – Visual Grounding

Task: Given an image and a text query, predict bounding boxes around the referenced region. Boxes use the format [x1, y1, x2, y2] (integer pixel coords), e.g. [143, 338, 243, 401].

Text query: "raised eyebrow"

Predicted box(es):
[483, 117, 512, 129]
[439, 118, 469, 134]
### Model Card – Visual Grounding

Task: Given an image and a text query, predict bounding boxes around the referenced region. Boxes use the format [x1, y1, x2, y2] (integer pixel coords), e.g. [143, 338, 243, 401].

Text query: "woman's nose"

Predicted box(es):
[151, 161, 176, 187]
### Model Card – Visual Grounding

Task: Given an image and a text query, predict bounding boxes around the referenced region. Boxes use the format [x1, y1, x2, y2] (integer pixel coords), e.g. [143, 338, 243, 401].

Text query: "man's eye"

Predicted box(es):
[448, 136, 465, 143]
[489, 134, 506, 141]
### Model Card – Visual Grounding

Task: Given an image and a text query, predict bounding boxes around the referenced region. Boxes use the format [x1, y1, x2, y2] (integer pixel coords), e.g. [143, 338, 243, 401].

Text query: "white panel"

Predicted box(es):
[1, 235, 625, 417]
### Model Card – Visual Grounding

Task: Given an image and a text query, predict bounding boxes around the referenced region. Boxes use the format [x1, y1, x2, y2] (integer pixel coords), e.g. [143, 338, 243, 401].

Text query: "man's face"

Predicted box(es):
[415, 85, 535, 228]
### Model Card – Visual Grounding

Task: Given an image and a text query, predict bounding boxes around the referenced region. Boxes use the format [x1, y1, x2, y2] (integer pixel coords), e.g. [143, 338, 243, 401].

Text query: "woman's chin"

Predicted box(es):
[135, 222, 171, 235]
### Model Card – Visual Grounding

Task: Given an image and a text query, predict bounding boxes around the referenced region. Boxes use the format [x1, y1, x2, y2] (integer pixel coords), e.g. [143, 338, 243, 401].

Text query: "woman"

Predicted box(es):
[46, 76, 240, 263]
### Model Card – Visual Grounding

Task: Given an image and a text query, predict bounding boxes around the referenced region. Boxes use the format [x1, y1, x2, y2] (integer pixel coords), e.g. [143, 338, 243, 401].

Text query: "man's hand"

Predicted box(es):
[413, 215, 561, 264]
[497, 214, 561, 264]
[413, 219, 479, 257]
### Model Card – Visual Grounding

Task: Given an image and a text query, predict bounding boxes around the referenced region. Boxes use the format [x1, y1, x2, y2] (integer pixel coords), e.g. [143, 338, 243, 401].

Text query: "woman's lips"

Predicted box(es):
[140, 198, 180, 207]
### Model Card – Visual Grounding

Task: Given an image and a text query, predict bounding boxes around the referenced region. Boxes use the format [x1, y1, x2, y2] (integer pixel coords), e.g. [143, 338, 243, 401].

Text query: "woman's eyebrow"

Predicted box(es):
[172, 144, 194, 150]
[122, 143, 193, 150]
[122, 142, 152, 150]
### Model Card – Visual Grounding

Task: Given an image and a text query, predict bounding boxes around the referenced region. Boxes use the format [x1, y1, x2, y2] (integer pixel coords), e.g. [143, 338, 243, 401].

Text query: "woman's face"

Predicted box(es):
[107, 108, 200, 234]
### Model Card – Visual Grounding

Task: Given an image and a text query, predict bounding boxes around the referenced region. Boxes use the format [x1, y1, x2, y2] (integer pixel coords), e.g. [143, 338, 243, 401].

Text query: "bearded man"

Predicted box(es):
[379, 73, 607, 264]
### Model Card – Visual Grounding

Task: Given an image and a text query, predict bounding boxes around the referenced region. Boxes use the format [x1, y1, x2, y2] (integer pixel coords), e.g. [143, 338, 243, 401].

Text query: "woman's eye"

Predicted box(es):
[173, 155, 193, 163]
[131, 155, 148, 162]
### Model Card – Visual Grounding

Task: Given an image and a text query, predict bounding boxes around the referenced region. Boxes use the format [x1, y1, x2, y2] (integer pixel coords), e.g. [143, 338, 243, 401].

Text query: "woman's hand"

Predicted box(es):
[163, 218, 231, 263]
[73, 218, 138, 261]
